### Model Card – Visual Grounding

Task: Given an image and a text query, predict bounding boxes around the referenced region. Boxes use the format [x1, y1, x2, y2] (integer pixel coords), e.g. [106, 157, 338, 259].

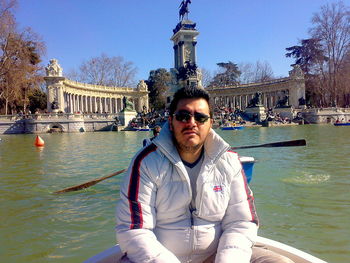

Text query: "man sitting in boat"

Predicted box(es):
[116, 87, 293, 263]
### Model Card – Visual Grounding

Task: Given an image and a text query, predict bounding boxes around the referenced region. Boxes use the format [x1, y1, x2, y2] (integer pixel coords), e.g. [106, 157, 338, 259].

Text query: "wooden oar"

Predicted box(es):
[231, 139, 306, 150]
[54, 139, 306, 194]
[53, 169, 126, 194]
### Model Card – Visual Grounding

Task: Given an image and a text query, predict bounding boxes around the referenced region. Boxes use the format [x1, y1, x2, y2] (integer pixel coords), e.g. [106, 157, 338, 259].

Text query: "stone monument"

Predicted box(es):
[274, 94, 295, 119]
[44, 59, 65, 113]
[166, 0, 203, 104]
[244, 92, 267, 122]
[118, 96, 137, 126]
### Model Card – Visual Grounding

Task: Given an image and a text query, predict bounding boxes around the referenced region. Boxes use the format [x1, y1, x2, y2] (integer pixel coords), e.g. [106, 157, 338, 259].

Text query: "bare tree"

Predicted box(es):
[238, 61, 274, 84]
[254, 61, 274, 82]
[75, 53, 138, 87]
[200, 67, 213, 88]
[310, 1, 350, 106]
[238, 62, 254, 84]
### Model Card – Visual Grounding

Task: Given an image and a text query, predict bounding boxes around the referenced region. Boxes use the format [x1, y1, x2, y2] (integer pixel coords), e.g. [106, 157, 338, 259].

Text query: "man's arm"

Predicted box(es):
[215, 158, 259, 263]
[116, 150, 180, 263]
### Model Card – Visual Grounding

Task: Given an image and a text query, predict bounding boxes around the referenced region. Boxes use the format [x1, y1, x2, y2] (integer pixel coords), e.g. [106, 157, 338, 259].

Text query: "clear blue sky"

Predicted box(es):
[16, 0, 347, 82]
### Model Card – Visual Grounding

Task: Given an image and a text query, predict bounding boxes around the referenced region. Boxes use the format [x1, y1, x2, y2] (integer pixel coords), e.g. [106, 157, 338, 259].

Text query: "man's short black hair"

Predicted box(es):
[153, 125, 161, 136]
[169, 87, 213, 117]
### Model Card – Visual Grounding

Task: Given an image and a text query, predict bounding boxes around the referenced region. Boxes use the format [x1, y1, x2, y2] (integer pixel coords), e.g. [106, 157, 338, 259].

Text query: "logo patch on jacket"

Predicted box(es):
[213, 185, 223, 192]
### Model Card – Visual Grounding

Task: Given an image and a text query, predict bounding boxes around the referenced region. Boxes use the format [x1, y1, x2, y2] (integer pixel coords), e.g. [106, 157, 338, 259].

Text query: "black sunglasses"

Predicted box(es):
[173, 110, 210, 124]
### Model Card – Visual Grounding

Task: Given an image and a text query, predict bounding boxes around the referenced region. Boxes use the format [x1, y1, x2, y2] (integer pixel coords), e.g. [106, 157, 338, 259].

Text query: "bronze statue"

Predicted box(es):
[122, 96, 134, 111]
[247, 92, 262, 107]
[179, 0, 191, 21]
[276, 95, 290, 108]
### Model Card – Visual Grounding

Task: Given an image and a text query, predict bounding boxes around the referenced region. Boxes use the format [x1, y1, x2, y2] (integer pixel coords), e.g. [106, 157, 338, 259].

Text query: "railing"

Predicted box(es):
[0, 113, 120, 121]
[302, 107, 350, 113]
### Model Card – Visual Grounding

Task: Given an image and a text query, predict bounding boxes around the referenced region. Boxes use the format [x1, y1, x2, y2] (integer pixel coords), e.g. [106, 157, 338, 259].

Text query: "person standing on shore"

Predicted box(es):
[116, 87, 293, 263]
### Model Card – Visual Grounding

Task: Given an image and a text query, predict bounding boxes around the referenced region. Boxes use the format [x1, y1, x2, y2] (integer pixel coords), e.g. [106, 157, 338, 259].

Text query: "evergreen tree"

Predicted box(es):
[146, 68, 170, 110]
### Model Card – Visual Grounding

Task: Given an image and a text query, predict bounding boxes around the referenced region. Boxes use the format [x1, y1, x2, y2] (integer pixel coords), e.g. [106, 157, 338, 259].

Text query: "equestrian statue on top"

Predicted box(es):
[179, 0, 191, 20]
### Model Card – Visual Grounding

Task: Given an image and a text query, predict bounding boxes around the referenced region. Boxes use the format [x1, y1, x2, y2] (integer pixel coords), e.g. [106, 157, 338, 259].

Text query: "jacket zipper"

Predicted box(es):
[196, 146, 229, 215]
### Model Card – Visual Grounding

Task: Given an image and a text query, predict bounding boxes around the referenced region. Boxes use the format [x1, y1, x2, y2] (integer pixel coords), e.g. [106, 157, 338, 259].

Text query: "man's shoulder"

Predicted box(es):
[216, 150, 241, 170]
[224, 149, 240, 161]
[138, 143, 158, 157]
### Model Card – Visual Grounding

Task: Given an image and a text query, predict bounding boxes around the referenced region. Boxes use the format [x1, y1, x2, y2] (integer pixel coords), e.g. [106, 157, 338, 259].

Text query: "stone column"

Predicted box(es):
[113, 98, 117, 113]
[84, 96, 87, 113]
[76, 95, 79, 112]
[96, 97, 99, 113]
[99, 97, 103, 113]
[76, 95, 80, 112]
[179, 41, 184, 67]
[71, 94, 74, 113]
[192, 41, 197, 64]
[81, 95, 84, 112]
[173, 45, 179, 69]
[81, 96, 83, 112]
[57, 86, 64, 112]
[109, 98, 113, 113]
[68, 93, 71, 113]
[95, 97, 98, 113]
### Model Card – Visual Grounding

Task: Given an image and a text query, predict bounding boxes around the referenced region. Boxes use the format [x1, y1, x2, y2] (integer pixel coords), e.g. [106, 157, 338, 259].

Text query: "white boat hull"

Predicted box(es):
[84, 236, 327, 263]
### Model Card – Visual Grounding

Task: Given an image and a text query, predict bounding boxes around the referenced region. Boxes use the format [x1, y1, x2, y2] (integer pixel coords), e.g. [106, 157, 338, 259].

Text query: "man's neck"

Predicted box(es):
[178, 146, 203, 164]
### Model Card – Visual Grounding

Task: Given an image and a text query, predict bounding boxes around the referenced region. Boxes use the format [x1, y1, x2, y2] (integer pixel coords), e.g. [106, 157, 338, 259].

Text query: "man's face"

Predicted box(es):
[169, 98, 213, 153]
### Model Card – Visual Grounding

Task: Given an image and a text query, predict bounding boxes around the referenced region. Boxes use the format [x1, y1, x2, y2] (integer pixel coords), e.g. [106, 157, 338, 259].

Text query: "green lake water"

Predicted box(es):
[0, 124, 349, 263]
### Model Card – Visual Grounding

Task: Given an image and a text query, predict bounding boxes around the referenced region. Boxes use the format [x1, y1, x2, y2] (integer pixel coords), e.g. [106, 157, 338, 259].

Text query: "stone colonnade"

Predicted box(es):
[207, 65, 306, 110]
[63, 91, 123, 114]
[44, 78, 149, 114]
[210, 85, 291, 110]
[44, 59, 149, 114]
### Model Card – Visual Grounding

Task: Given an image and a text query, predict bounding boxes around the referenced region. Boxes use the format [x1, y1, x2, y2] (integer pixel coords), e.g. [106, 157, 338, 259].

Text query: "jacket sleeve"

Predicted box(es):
[215, 156, 259, 263]
[115, 150, 180, 263]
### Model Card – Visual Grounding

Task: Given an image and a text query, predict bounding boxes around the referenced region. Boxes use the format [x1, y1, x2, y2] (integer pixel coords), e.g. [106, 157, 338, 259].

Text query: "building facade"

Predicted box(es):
[207, 65, 306, 110]
[44, 59, 149, 114]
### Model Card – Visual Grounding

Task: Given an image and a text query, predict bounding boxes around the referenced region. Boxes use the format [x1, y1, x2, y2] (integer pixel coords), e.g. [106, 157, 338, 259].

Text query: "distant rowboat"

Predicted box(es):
[334, 122, 350, 126]
[220, 125, 245, 130]
[131, 127, 151, 131]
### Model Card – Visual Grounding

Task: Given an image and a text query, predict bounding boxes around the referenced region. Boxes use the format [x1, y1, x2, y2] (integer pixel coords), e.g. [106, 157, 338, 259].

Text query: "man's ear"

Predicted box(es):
[168, 116, 173, 131]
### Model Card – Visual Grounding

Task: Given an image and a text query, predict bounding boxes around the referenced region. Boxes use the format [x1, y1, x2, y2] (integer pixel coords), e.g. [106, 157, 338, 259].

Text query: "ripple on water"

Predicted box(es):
[283, 171, 331, 185]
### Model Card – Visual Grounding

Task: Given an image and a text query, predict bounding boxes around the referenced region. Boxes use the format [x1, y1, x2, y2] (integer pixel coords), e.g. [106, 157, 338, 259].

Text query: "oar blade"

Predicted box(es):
[53, 180, 100, 194]
[53, 168, 126, 194]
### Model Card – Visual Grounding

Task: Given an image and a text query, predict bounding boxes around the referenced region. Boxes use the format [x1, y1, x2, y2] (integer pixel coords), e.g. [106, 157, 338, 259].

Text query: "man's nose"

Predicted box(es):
[187, 115, 197, 125]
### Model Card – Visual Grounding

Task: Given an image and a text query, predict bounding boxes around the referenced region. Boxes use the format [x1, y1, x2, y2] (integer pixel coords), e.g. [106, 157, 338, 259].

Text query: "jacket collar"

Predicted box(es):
[153, 121, 230, 165]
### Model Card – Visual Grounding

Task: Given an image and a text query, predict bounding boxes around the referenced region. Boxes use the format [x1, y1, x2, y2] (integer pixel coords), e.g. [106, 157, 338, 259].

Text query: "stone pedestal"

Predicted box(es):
[118, 110, 137, 126]
[274, 106, 295, 120]
[244, 105, 266, 122]
[166, 19, 202, 103]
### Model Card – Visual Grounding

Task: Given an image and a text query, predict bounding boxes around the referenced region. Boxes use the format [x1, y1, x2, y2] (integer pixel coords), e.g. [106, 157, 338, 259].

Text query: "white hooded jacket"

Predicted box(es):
[116, 122, 258, 263]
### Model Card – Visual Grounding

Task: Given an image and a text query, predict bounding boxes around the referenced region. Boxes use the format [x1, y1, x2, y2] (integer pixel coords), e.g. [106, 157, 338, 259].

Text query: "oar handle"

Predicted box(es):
[231, 139, 306, 150]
